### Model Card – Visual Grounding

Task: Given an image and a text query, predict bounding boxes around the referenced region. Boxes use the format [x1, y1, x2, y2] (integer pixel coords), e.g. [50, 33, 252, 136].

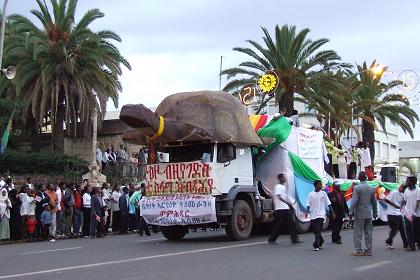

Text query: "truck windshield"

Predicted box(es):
[159, 143, 213, 163]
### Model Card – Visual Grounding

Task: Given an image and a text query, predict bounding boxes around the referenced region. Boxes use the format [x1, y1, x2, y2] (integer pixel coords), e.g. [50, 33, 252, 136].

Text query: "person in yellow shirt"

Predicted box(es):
[324, 139, 334, 176]
[331, 144, 344, 179]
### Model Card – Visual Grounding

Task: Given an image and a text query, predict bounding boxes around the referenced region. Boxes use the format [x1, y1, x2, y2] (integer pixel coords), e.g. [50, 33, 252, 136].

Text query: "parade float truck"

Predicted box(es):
[119, 91, 398, 241]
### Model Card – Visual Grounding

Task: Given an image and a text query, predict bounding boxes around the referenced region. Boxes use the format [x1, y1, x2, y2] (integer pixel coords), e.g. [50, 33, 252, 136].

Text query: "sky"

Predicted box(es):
[8, 0, 420, 140]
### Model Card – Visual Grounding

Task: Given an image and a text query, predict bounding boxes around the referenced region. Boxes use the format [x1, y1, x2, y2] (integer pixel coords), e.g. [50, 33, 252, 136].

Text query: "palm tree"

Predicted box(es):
[299, 71, 358, 142]
[3, 0, 131, 152]
[222, 25, 348, 115]
[353, 61, 419, 160]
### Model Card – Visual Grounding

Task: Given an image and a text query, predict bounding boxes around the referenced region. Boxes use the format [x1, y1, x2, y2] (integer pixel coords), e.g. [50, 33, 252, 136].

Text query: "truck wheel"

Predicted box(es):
[226, 200, 253, 241]
[161, 226, 187, 241]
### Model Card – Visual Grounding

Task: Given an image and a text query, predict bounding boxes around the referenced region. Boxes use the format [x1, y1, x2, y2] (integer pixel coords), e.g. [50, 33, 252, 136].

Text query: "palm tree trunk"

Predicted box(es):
[278, 88, 294, 117]
[362, 114, 375, 162]
[52, 104, 65, 153]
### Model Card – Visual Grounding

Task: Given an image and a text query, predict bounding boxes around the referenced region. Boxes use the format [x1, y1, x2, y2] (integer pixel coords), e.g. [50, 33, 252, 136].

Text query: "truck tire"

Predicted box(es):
[161, 226, 187, 241]
[225, 200, 253, 241]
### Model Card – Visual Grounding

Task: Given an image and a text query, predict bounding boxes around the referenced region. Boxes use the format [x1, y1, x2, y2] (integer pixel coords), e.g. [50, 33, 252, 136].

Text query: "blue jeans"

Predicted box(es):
[73, 208, 82, 235]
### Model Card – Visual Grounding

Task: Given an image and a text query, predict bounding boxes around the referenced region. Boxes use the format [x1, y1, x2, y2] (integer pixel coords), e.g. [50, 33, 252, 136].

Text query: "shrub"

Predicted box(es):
[0, 150, 88, 178]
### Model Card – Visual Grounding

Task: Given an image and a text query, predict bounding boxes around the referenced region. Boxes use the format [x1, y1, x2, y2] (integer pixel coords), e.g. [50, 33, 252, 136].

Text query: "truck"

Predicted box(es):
[119, 90, 396, 241]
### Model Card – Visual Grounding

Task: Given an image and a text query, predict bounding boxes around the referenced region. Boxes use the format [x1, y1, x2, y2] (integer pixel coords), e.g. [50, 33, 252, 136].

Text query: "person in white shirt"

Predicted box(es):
[384, 184, 408, 249]
[268, 174, 300, 245]
[18, 186, 34, 239]
[55, 182, 65, 237]
[306, 180, 334, 251]
[402, 176, 420, 251]
[82, 184, 92, 238]
[111, 184, 122, 233]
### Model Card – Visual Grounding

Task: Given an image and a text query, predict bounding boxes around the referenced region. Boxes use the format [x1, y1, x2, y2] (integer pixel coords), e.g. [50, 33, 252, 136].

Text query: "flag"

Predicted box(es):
[0, 112, 13, 156]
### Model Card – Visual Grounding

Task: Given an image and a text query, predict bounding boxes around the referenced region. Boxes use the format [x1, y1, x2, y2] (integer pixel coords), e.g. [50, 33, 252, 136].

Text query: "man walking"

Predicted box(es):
[402, 176, 420, 251]
[384, 183, 408, 249]
[350, 171, 377, 256]
[268, 174, 301, 245]
[307, 180, 334, 251]
[328, 180, 349, 244]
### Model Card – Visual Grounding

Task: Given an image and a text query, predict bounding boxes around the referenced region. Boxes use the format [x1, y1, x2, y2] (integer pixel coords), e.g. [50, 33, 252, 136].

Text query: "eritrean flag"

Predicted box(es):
[0, 112, 13, 156]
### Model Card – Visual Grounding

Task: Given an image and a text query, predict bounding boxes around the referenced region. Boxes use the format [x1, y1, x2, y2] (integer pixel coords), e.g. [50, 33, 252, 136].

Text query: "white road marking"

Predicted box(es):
[21, 247, 82, 255]
[354, 261, 391, 272]
[131, 238, 166, 243]
[0, 241, 266, 279]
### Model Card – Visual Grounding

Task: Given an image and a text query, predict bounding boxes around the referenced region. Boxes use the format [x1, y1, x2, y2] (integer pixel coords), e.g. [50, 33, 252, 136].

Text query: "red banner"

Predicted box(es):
[145, 161, 216, 196]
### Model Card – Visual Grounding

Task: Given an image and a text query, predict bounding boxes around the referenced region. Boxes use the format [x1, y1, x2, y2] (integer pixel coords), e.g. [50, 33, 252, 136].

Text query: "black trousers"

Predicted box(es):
[112, 211, 120, 232]
[268, 209, 298, 243]
[324, 154, 332, 176]
[139, 216, 151, 236]
[119, 212, 128, 233]
[311, 218, 324, 248]
[128, 214, 137, 231]
[42, 224, 49, 240]
[332, 164, 339, 178]
[386, 215, 408, 247]
[406, 217, 420, 248]
[331, 215, 343, 242]
[348, 162, 357, 179]
[82, 208, 91, 237]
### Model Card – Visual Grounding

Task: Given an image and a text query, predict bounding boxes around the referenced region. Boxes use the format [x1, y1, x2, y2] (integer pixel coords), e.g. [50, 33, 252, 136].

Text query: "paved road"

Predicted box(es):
[0, 226, 418, 280]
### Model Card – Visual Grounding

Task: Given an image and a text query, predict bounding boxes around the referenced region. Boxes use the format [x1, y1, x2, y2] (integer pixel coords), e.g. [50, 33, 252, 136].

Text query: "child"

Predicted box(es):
[306, 180, 335, 251]
[40, 204, 52, 241]
[27, 215, 37, 242]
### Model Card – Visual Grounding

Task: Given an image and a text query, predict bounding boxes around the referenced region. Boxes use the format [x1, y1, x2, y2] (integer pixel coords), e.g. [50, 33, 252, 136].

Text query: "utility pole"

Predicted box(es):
[218, 56, 223, 91]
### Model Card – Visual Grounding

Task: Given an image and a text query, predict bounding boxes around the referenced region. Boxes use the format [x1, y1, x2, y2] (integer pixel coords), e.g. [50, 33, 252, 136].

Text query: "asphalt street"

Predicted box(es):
[0, 226, 418, 280]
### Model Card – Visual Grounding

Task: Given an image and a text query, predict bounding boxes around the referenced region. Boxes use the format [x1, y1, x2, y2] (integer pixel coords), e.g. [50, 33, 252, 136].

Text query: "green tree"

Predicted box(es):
[353, 61, 418, 160]
[3, 0, 131, 152]
[222, 25, 347, 115]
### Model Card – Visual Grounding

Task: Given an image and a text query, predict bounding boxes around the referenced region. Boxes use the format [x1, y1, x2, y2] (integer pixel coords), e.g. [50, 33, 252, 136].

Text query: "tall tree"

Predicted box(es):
[353, 61, 418, 160]
[222, 25, 347, 116]
[3, 0, 131, 152]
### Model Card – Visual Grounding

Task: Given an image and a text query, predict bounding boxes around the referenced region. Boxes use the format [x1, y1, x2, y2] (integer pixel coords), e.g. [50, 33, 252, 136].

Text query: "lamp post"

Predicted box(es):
[0, 0, 15, 80]
[0, 0, 8, 70]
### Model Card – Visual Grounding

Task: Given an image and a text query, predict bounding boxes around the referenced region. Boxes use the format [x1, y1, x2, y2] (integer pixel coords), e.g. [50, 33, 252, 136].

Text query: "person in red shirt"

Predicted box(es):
[27, 215, 37, 242]
[72, 185, 83, 237]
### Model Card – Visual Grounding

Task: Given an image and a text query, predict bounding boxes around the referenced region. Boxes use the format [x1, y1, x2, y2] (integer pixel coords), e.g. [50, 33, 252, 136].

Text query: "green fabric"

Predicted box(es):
[339, 180, 400, 192]
[129, 191, 142, 208]
[0, 113, 13, 156]
[288, 152, 321, 182]
[257, 116, 292, 154]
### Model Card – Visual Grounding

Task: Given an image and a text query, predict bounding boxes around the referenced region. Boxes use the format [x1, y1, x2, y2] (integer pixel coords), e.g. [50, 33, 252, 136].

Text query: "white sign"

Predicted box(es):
[140, 193, 217, 226]
[297, 128, 323, 159]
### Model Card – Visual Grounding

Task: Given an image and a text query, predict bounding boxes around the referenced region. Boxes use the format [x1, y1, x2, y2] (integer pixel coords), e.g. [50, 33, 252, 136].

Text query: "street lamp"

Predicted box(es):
[0, 0, 13, 79]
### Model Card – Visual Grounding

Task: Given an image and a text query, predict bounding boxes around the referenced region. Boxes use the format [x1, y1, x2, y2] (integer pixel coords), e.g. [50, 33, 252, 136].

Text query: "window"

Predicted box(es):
[382, 143, 389, 159]
[160, 143, 213, 163]
[374, 141, 380, 158]
[217, 143, 236, 163]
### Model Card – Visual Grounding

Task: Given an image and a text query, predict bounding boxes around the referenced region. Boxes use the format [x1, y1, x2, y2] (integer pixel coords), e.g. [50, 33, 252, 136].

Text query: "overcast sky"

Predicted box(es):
[8, 0, 420, 140]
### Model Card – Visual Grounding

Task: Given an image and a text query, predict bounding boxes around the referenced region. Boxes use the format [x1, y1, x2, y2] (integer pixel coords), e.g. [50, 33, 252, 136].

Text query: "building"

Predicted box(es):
[399, 141, 420, 179]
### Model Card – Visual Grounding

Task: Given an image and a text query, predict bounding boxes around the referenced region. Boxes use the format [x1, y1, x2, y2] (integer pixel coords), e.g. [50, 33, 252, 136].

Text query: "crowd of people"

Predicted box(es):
[324, 139, 374, 181]
[269, 171, 420, 254]
[96, 144, 148, 178]
[0, 176, 154, 242]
